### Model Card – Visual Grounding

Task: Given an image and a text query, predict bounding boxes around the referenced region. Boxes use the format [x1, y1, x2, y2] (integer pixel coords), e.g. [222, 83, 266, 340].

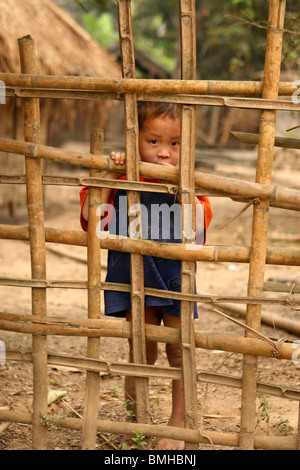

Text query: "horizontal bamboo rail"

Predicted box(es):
[232, 131, 300, 150]
[218, 303, 300, 336]
[0, 138, 300, 209]
[5, 349, 300, 401]
[0, 409, 297, 450]
[1, 276, 299, 310]
[0, 313, 293, 360]
[5, 87, 300, 112]
[0, 73, 296, 96]
[2, 277, 299, 334]
[264, 281, 300, 294]
[142, 94, 300, 112]
[0, 174, 178, 196]
[1, 276, 298, 301]
[1, 224, 300, 266]
[1, 173, 299, 212]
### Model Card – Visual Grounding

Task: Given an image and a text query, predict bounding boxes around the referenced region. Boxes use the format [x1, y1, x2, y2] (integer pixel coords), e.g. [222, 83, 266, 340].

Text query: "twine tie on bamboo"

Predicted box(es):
[218, 198, 260, 230]
[285, 283, 300, 311]
[212, 307, 284, 358]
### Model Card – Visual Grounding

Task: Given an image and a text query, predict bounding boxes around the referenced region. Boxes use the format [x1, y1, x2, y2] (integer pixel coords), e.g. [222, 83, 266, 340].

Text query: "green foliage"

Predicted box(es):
[82, 11, 118, 46]
[40, 413, 67, 430]
[59, 0, 300, 78]
[257, 393, 272, 424]
[273, 418, 290, 433]
[122, 430, 147, 450]
[122, 398, 135, 422]
[75, 0, 115, 10]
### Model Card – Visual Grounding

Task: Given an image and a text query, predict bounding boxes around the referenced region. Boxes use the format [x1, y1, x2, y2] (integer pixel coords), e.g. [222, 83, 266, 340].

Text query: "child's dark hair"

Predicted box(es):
[138, 102, 181, 129]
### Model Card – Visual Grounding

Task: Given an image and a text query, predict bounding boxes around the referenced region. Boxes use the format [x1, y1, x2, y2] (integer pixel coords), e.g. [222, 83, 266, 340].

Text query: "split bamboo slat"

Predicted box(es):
[240, 0, 287, 450]
[0, 172, 300, 213]
[0, 0, 300, 451]
[179, 0, 198, 450]
[5, 88, 300, 114]
[81, 129, 103, 450]
[232, 131, 300, 151]
[18, 36, 48, 450]
[118, 0, 150, 424]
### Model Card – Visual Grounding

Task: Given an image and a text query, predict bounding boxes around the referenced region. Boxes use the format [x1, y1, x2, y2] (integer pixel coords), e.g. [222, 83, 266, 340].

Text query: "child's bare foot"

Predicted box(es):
[157, 436, 185, 450]
[156, 416, 185, 451]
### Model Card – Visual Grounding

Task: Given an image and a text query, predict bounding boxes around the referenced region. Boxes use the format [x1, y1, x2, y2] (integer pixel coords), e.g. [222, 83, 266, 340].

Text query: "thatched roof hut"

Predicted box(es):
[0, 0, 121, 215]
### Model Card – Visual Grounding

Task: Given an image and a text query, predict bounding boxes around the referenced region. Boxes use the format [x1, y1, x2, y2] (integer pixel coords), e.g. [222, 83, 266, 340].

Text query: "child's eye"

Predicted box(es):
[150, 139, 159, 145]
[171, 141, 180, 147]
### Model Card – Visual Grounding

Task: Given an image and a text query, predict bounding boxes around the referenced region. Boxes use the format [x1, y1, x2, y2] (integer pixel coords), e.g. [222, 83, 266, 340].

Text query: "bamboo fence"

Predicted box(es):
[0, 0, 300, 451]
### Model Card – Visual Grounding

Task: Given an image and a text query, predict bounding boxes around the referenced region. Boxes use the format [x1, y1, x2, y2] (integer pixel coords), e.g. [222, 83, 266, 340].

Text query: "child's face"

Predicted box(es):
[139, 116, 181, 167]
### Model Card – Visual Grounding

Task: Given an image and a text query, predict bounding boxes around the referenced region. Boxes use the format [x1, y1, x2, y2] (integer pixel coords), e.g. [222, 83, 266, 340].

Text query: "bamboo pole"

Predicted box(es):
[1, 137, 300, 208]
[141, 93, 300, 112]
[1, 171, 300, 212]
[81, 129, 103, 450]
[264, 281, 300, 295]
[0, 409, 297, 450]
[1, 277, 300, 335]
[0, 314, 296, 360]
[231, 131, 300, 150]
[0, 72, 295, 96]
[5, 349, 300, 402]
[6, 87, 300, 113]
[240, 0, 286, 450]
[2, 276, 299, 310]
[215, 303, 300, 337]
[18, 35, 48, 450]
[179, 0, 199, 450]
[118, 0, 150, 424]
[1, 224, 300, 266]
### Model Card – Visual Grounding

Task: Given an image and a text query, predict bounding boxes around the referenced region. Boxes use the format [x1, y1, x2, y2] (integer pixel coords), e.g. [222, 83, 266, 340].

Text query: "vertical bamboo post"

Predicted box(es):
[117, 0, 149, 423]
[179, 0, 199, 450]
[239, 0, 286, 450]
[18, 35, 48, 450]
[81, 129, 103, 450]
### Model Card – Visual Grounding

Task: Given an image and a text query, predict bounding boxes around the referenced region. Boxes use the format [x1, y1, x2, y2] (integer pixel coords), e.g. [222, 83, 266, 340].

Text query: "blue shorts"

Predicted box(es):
[104, 252, 198, 318]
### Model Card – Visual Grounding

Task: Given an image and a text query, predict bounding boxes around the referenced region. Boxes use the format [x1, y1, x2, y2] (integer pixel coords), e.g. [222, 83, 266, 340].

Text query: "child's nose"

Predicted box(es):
[158, 146, 170, 157]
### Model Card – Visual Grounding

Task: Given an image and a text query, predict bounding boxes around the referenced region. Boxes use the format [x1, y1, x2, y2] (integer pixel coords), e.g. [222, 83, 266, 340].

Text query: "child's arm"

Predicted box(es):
[81, 151, 126, 223]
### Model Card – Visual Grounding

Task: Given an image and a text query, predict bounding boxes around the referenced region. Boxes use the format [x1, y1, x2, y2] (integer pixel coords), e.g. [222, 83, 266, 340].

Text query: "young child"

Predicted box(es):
[80, 102, 213, 450]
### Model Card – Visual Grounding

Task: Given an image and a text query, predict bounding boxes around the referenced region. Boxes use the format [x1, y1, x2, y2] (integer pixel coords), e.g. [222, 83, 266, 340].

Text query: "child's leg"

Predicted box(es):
[124, 307, 162, 407]
[157, 313, 185, 451]
[119, 306, 162, 449]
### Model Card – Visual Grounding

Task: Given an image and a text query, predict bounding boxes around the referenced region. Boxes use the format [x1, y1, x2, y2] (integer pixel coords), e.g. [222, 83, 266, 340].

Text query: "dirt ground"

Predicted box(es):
[0, 147, 300, 450]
